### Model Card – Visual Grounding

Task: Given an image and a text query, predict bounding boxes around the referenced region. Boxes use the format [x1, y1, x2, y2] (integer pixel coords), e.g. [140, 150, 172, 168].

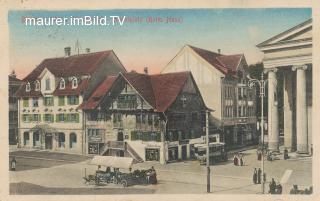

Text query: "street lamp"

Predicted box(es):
[247, 72, 267, 194]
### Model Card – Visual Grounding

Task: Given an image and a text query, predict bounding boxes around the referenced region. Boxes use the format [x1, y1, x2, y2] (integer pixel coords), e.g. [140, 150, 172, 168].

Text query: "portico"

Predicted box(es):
[257, 19, 312, 153]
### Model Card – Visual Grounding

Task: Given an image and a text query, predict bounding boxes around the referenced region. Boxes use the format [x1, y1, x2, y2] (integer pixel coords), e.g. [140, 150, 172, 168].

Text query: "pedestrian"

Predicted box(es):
[240, 155, 244, 166]
[257, 150, 262, 161]
[253, 168, 257, 184]
[257, 168, 262, 184]
[233, 155, 238, 166]
[10, 157, 17, 171]
[284, 148, 289, 160]
[269, 178, 276, 194]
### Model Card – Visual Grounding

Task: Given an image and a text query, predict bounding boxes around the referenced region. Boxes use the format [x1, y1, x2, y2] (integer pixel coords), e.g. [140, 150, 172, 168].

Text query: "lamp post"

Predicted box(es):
[206, 109, 210, 193]
[247, 72, 267, 194]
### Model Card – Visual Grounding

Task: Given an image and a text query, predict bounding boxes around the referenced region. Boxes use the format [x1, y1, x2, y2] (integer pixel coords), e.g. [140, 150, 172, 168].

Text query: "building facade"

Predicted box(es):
[9, 71, 22, 145]
[15, 49, 126, 154]
[80, 71, 209, 164]
[257, 19, 312, 153]
[161, 45, 257, 149]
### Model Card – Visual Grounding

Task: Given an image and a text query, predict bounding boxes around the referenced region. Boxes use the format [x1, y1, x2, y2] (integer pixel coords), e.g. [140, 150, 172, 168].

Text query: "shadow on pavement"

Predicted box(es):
[10, 182, 156, 195]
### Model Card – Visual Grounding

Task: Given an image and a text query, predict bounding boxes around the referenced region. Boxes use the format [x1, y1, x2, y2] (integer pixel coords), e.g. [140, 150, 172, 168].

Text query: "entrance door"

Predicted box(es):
[181, 145, 187, 160]
[45, 134, 53, 149]
[117, 131, 124, 141]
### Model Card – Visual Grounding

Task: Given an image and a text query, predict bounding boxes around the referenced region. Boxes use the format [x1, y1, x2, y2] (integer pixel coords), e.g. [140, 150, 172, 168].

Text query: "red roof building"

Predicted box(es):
[82, 71, 208, 163]
[16, 49, 126, 155]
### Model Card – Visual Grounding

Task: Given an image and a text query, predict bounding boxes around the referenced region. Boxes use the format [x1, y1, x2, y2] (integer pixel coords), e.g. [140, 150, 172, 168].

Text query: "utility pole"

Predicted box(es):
[206, 109, 211, 193]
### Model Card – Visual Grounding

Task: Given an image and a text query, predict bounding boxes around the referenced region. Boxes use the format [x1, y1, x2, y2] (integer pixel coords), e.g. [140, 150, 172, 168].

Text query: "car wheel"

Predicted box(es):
[121, 180, 128, 187]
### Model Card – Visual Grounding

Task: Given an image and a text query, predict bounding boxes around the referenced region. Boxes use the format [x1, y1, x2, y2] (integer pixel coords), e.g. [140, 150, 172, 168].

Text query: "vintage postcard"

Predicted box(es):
[0, 0, 319, 201]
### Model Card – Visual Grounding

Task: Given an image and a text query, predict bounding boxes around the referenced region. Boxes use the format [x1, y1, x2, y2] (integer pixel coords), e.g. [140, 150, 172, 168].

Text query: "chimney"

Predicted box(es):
[64, 47, 71, 57]
[10, 70, 16, 78]
[218, 49, 221, 54]
[85, 48, 90, 53]
[143, 67, 148, 74]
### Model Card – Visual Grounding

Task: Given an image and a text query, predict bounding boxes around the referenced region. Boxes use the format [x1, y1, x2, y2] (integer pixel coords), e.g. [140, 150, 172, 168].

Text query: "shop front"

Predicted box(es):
[145, 148, 160, 161]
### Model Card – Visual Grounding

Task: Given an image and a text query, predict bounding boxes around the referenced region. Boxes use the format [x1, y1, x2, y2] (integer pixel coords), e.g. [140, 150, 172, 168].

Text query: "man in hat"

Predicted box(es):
[253, 168, 257, 184]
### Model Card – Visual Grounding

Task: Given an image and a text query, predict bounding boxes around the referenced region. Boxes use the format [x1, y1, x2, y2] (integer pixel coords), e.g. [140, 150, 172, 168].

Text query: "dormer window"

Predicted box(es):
[60, 78, 66, 89]
[72, 77, 78, 89]
[45, 78, 51, 90]
[35, 80, 40, 91]
[26, 82, 31, 92]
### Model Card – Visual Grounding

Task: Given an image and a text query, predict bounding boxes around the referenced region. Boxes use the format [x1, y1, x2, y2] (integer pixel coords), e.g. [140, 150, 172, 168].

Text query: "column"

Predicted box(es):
[292, 65, 308, 153]
[267, 68, 279, 151]
[283, 70, 294, 151]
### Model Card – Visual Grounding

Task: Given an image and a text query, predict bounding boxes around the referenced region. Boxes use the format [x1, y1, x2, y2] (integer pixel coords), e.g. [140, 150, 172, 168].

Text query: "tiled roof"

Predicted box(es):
[53, 78, 90, 96]
[188, 45, 242, 75]
[14, 83, 43, 98]
[79, 76, 116, 110]
[23, 50, 112, 81]
[150, 72, 190, 112]
[216, 54, 243, 72]
[122, 73, 156, 108]
[80, 71, 195, 112]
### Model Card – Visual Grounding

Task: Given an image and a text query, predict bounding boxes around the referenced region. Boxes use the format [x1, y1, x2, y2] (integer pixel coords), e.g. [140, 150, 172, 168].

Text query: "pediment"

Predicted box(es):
[257, 19, 312, 48]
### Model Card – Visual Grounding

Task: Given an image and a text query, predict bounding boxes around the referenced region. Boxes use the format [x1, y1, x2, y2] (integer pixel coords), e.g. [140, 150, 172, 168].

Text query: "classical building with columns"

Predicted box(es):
[257, 19, 312, 153]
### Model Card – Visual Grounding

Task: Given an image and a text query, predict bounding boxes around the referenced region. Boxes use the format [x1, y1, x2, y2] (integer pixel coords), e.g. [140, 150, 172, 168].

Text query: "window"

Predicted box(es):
[58, 96, 65, 106]
[22, 114, 30, 122]
[45, 78, 51, 90]
[23, 98, 29, 107]
[117, 95, 137, 109]
[32, 114, 41, 122]
[68, 95, 79, 105]
[44, 97, 54, 106]
[58, 133, 65, 148]
[44, 114, 54, 122]
[69, 113, 78, 122]
[56, 114, 66, 122]
[26, 82, 31, 92]
[70, 133, 77, 149]
[35, 81, 40, 91]
[72, 78, 78, 89]
[180, 95, 187, 108]
[113, 113, 123, 127]
[59, 78, 65, 89]
[32, 98, 39, 107]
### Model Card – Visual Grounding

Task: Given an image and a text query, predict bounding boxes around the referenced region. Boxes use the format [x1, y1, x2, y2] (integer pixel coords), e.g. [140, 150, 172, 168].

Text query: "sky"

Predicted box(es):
[8, 8, 311, 79]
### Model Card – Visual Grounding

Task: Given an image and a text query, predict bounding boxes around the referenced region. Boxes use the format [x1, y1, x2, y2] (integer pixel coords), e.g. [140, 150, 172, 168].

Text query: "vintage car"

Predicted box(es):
[194, 142, 228, 165]
[83, 156, 157, 187]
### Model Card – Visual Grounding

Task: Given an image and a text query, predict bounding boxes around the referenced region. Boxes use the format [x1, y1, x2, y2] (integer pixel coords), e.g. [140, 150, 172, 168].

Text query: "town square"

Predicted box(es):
[7, 8, 313, 195]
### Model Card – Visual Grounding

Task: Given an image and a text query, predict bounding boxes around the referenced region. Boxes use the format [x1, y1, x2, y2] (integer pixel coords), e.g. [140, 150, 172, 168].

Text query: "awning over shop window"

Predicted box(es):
[89, 156, 133, 169]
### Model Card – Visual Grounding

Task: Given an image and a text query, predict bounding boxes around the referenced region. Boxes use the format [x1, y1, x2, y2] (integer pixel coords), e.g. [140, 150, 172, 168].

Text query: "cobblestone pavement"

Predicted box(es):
[9, 148, 312, 194]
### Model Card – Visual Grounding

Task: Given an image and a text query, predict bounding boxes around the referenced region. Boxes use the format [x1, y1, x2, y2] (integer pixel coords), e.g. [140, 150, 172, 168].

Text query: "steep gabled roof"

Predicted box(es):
[23, 50, 112, 81]
[150, 72, 189, 112]
[187, 45, 242, 75]
[80, 71, 196, 112]
[122, 73, 156, 108]
[216, 54, 243, 72]
[79, 76, 116, 110]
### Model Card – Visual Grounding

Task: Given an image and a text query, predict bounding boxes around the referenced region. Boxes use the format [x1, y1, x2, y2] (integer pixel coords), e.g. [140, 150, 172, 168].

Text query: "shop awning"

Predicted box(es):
[89, 156, 133, 169]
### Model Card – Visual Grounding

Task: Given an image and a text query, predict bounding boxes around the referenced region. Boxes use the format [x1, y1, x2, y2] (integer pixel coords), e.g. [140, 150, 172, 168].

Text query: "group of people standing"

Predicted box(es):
[233, 153, 244, 166]
[253, 168, 282, 194]
[252, 168, 262, 184]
